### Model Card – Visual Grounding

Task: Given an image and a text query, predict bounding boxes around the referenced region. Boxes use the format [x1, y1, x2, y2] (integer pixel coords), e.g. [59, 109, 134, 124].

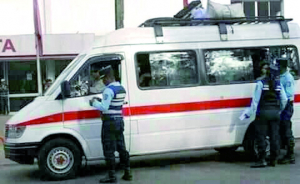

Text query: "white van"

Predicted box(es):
[4, 17, 300, 180]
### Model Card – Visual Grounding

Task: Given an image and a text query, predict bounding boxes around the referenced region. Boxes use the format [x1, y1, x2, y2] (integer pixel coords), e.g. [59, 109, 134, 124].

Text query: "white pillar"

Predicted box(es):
[45, 60, 55, 82]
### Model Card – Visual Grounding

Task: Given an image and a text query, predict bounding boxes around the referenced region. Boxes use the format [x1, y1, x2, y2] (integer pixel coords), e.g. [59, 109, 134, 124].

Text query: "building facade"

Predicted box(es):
[0, 34, 94, 113]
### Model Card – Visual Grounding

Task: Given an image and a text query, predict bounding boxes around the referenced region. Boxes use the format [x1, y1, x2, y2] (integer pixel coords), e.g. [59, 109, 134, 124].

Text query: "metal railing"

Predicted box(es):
[139, 16, 292, 27]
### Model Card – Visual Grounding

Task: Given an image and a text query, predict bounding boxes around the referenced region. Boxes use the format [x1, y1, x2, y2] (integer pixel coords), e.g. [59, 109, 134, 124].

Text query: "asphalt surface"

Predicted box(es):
[0, 147, 299, 184]
[1, 115, 300, 184]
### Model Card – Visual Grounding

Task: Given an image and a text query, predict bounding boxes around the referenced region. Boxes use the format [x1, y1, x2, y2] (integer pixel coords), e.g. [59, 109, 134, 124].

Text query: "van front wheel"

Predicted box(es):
[38, 138, 81, 181]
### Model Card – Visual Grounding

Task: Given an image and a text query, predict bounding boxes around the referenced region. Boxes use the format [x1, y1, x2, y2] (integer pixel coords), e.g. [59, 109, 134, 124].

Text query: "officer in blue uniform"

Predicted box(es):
[243, 64, 287, 168]
[277, 58, 296, 164]
[90, 65, 132, 183]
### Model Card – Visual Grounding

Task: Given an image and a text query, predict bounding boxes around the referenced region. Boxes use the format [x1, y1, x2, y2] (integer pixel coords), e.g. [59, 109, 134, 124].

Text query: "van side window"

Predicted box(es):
[69, 59, 121, 98]
[204, 46, 300, 84]
[136, 51, 198, 89]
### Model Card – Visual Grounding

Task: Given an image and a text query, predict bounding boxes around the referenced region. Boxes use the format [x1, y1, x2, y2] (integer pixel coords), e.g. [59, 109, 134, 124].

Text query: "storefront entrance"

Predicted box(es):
[0, 58, 73, 113]
[0, 33, 94, 113]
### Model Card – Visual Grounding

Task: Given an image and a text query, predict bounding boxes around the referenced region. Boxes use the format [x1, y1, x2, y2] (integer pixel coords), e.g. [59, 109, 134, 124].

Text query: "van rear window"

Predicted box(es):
[204, 46, 300, 84]
[136, 51, 198, 89]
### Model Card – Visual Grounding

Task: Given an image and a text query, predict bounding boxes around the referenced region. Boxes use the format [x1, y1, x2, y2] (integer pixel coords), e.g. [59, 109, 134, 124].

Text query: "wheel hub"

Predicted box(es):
[47, 147, 74, 174]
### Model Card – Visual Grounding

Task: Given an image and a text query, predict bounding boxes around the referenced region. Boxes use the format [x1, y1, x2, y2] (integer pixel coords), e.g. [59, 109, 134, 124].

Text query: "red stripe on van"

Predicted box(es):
[15, 94, 300, 127]
[128, 98, 252, 116]
[17, 110, 102, 126]
[18, 113, 63, 126]
[16, 98, 251, 126]
[63, 110, 102, 121]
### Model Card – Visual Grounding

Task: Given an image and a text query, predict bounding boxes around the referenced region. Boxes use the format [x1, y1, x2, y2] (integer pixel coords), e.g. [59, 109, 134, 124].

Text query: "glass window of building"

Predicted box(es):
[41, 59, 73, 94]
[8, 61, 38, 94]
[0, 62, 3, 79]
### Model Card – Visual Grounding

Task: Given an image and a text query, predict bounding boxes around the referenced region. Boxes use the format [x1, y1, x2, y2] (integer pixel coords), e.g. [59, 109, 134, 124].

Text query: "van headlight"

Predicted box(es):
[5, 125, 26, 139]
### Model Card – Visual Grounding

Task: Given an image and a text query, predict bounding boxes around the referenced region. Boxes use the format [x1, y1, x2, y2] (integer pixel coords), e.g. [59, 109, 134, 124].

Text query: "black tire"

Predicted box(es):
[214, 146, 239, 153]
[38, 138, 82, 181]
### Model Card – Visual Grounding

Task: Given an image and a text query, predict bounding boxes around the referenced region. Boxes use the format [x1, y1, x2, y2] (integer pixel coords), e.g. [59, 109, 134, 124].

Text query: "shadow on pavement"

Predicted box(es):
[77, 149, 253, 178]
[12, 149, 255, 181]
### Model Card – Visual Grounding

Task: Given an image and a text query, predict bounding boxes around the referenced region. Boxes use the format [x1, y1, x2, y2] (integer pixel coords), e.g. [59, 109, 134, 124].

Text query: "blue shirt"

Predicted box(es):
[280, 71, 295, 101]
[246, 81, 287, 117]
[92, 82, 121, 112]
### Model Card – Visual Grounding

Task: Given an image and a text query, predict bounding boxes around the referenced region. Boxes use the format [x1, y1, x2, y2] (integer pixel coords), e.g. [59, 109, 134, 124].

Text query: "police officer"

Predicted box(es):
[277, 58, 296, 164]
[243, 64, 287, 168]
[90, 65, 132, 183]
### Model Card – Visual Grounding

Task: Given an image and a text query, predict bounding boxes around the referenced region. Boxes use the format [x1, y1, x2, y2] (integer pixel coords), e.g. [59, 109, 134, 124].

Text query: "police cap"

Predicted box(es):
[99, 65, 113, 78]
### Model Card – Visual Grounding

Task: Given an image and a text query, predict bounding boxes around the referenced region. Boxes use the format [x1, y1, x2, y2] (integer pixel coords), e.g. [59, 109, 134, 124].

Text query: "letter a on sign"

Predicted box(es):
[2, 39, 16, 52]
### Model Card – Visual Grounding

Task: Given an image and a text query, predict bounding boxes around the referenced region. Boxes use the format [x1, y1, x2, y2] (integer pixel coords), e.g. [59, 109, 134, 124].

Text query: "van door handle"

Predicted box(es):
[123, 101, 128, 105]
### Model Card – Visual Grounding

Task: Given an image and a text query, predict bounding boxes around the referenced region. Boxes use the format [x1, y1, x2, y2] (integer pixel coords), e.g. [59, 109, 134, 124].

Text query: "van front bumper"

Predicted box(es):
[4, 142, 39, 164]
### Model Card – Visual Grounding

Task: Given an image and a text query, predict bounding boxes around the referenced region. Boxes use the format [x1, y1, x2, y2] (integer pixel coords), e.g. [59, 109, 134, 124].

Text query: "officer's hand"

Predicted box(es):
[92, 97, 102, 102]
[89, 99, 94, 106]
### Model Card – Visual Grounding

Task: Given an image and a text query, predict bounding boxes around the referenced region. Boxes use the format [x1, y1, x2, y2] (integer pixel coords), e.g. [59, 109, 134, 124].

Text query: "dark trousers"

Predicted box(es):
[256, 109, 281, 160]
[101, 117, 130, 177]
[280, 101, 294, 148]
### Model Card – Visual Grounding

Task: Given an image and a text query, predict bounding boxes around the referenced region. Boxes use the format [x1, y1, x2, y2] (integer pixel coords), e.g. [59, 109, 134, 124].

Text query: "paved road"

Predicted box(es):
[1, 115, 299, 184]
[0, 147, 299, 184]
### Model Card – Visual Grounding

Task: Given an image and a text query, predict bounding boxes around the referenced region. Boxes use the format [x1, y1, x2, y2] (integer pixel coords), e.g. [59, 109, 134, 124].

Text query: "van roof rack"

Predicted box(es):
[139, 16, 293, 42]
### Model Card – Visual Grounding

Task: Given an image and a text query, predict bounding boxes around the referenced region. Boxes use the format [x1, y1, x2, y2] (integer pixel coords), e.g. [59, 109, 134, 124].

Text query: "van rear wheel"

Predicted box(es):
[38, 138, 81, 181]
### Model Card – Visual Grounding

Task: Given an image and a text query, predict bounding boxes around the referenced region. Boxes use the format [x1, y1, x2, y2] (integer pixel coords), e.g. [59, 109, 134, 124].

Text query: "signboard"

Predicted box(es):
[0, 35, 36, 56]
[0, 34, 94, 57]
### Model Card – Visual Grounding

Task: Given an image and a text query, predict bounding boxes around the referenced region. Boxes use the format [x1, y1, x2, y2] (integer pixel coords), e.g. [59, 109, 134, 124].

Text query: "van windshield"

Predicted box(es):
[44, 54, 87, 96]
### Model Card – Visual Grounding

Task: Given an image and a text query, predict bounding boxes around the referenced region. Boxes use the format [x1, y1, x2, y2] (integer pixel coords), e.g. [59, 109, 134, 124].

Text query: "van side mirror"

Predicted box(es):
[61, 81, 71, 99]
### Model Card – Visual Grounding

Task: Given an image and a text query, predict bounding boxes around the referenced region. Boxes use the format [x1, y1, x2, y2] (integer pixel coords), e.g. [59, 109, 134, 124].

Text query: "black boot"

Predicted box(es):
[122, 169, 132, 181]
[278, 140, 295, 164]
[278, 154, 295, 164]
[267, 159, 277, 167]
[251, 159, 267, 168]
[251, 153, 267, 168]
[268, 151, 279, 167]
[99, 175, 117, 183]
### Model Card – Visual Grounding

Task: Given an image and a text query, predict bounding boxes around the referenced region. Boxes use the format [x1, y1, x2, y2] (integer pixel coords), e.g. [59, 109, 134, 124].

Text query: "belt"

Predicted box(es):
[102, 115, 123, 120]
